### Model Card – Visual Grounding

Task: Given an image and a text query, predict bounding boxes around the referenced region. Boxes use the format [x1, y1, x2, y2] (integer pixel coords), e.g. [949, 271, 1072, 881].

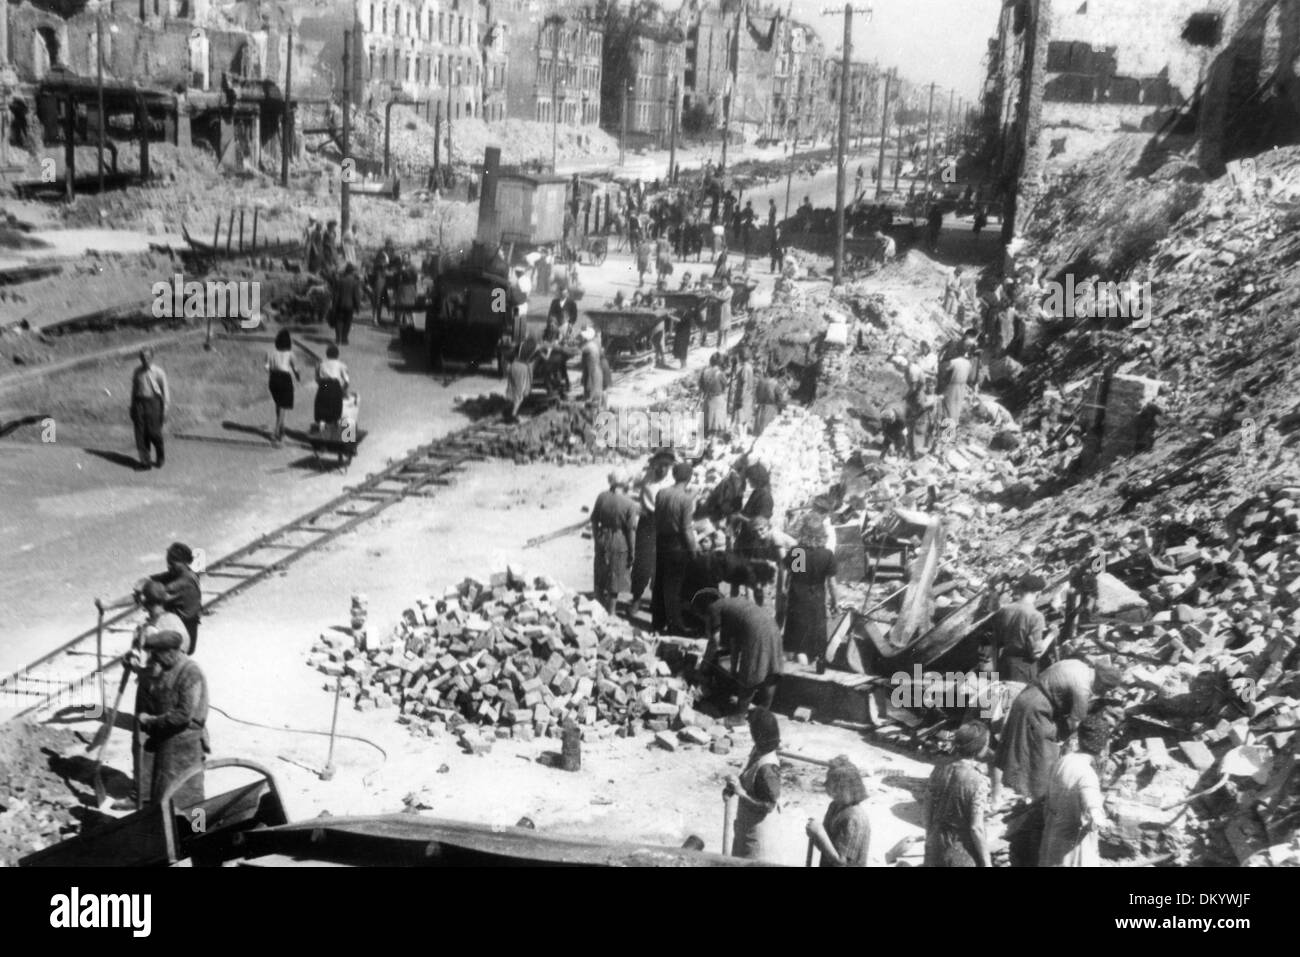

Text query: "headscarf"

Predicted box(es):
[952, 721, 990, 759]
[749, 707, 781, 754]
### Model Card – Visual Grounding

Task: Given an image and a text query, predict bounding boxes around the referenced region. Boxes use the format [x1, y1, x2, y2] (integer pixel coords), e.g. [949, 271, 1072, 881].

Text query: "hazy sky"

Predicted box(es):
[760, 0, 1005, 101]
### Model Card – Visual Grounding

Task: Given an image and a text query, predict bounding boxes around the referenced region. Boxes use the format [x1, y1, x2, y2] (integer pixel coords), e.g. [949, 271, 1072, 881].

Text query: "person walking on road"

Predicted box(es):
[130, 347, 170, 471]
[265, 329, 301, 446]
[332, 262, 363, 346]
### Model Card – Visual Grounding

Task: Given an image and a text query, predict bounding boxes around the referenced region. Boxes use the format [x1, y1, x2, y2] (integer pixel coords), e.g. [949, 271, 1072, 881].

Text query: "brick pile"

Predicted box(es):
[308, 574, 742, 755]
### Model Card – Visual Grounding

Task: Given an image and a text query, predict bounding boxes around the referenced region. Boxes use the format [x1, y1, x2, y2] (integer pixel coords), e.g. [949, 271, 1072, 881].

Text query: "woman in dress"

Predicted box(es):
[265, 329, 301, 445]
[783, 513, 841, 663]
[590, 469, 638, 614]
[314, 344, 350, 430]
[806, 755, 871, 866]
[725, 707, 783, 862]
[1040, 715, 1110, 867]
[924, 721, 993, 867]
[506, 338, 536, 422]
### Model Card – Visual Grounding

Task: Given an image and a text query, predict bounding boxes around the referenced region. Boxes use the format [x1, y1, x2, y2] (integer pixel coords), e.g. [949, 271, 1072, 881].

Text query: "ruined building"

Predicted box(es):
[985, 0, 1300, 237]
[2, 1, 292, 177]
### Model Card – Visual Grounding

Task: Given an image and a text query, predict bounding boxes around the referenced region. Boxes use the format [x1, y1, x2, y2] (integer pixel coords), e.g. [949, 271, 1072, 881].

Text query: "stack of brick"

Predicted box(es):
[750, 407, 837, 532]
[307, 572, 740, 753]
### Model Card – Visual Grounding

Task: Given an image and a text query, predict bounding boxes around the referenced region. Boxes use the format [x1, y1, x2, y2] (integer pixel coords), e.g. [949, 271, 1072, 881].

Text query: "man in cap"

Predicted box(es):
[693, 589, 783, 712]
[130, 347, 170, 470]
[652, 462, 699, 635]
[145, 543, 202, 653]
[924, 721, 993, 866]
[990, 574, 1050, 684]
[590, 468, 639, 614]
[628, 449, 676, 620]
[101, 581, 186, 809]
[128, 619, 209, 809]
[994, 657, 1123, 865]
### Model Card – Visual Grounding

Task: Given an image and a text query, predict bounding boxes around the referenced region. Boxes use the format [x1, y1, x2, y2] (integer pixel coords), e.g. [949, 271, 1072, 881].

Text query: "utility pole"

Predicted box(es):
[923, 81, 935, 195]
[548, 15, 562, 173]
[822, 4, 871, 287]
[944, 88, 954, 156]
[96, 3, 104, 193]
[720, 0, 744, 173]
[893, 93, 904, 195]
[281, 23, 293, 188]
[668, 73, 679, 182]
[341, 27, 351, 234]
[619, 82, 629, 167]
[875, 68, 891, 200]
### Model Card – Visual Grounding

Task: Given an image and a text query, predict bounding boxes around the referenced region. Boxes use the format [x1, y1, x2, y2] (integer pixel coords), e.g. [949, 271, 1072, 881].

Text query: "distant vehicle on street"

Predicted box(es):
[425, 244, 528, 378]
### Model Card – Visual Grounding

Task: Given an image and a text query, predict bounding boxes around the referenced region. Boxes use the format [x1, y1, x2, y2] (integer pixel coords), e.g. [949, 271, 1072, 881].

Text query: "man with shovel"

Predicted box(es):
[129, 617, 209, 810]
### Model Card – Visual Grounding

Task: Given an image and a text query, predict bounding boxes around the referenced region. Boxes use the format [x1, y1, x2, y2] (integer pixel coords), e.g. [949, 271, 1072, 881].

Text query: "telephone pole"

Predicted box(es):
[281, 24, 293, 188]
[341, 27, 351, 234]
[822, 4, 872, 287]
[720, 0, 744, 173]
[668, 74, 679, 182]
[923, 81, 935, 195]
[944, 88, 954, 155]
[875, 68, 892, 200]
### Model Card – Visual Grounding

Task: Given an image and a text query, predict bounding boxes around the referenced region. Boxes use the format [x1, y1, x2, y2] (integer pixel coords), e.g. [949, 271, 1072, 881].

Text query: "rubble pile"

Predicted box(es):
[350, 106, 619, 171]
[308, 573, 742, 756]
[0, 722, 81, 866]
[749, 407, 835, 527]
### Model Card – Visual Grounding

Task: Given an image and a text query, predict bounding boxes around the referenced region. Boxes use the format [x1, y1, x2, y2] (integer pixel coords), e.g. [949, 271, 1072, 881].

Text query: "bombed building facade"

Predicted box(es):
[986, 0, 1300, 235]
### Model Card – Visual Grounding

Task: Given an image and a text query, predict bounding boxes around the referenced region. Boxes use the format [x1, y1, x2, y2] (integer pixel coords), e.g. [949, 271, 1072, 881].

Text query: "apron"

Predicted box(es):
[732, 750, 780, 861]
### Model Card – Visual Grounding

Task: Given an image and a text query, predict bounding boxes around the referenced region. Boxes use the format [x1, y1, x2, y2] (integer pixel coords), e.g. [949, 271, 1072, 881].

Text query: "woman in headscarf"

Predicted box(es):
[924, 721, 993, 867]
[505, 338, 536, 422]
[590, 468, 638, 614]
[783, 512, 841, 663]
[264, 329, 301, 446]
[725, 707, 783, 862]
[1040, 715, 1110, 867]
[806, 755, 871, 866]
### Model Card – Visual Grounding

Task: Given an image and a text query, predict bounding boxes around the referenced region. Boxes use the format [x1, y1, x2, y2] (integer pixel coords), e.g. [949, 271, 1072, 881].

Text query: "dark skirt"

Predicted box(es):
[268, 369, 295, 410]
[784, 586, 829, 659]
[315, 378, 344, 424]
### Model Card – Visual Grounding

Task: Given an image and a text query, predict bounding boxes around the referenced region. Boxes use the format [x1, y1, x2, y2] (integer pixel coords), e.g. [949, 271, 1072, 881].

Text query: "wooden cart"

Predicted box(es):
[585, 309, 670, 369]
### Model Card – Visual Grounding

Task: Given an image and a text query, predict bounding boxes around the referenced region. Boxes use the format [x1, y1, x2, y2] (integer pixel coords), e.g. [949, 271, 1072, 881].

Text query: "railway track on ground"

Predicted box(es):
[0, 419, 522, 723]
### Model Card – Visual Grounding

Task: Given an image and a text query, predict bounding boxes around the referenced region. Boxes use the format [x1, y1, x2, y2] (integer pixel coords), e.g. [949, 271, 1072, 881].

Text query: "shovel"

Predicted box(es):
[88, 630, 140, 807]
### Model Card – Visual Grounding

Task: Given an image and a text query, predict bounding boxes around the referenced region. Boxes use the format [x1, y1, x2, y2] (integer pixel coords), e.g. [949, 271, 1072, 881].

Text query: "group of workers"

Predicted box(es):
[96, 543, 210, 812]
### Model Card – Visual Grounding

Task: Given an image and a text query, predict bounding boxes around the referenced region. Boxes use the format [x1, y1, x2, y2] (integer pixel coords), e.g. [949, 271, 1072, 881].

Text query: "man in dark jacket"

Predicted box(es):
[547, 288, 579, 329]
[333, 262, 364, 346]
[652, 463, 698, 635]
[693, 589, 783, 711]
[130, 629, 209, 809]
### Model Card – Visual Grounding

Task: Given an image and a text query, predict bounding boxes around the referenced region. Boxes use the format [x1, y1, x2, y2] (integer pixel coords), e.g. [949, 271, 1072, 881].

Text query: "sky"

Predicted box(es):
[751, 0, 1005, 102]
